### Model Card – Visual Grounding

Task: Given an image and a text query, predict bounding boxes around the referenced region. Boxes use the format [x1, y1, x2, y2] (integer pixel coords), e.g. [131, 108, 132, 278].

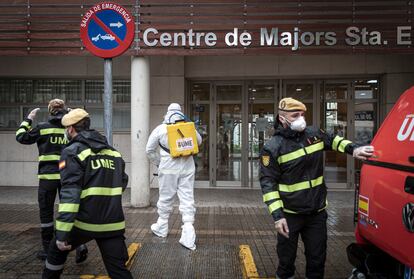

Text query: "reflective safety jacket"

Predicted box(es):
[55, 130, 128, 241]
[15, 113, 68, 183]
[260, 126, 357, 222]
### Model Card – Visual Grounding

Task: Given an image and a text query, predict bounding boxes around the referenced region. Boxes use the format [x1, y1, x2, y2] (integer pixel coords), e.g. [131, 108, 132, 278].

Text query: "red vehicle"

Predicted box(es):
[348, 87, 414, 279]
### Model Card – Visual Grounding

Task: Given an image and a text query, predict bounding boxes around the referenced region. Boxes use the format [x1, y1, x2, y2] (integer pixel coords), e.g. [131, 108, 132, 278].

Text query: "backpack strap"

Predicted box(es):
[168, 112, 185, 123]
[159, 142, 170, 153]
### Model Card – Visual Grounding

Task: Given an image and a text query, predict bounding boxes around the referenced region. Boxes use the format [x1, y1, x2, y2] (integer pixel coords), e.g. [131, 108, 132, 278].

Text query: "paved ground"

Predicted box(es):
[0, 187, 356, 278]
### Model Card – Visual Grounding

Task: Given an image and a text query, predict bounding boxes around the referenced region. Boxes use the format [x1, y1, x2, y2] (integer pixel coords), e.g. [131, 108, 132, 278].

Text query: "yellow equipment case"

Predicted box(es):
[166, 121, 199, 157]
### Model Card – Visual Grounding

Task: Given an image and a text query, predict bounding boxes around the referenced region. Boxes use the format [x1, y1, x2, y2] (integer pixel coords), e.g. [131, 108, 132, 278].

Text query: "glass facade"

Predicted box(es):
[0, 77, 380, 188]
[0, 79, 130, 130]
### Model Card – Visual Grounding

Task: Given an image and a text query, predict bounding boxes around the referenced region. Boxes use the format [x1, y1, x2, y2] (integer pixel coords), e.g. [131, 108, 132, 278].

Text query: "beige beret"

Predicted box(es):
[61, 108, 89, 127]
[278, 97, 307, 112]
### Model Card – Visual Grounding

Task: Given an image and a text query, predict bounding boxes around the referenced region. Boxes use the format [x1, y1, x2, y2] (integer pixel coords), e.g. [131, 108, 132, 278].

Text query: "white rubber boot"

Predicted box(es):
[179, 222, 196, 250]
[150, 218, 169, 238]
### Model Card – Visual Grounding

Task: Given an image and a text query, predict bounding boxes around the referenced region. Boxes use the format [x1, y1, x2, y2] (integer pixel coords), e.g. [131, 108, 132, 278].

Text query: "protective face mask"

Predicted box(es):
[283, 116, 307, 132]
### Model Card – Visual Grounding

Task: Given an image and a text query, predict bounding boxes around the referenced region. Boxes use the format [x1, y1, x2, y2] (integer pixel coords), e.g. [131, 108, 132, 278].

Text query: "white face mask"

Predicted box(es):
[282, 116, 307, 132]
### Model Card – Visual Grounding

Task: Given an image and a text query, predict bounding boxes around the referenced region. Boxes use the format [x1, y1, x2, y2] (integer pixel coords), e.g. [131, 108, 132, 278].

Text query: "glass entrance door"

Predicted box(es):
[321, 82, 350, 188]
[215, 84, 243, 187]
[248, 83, 277, 188]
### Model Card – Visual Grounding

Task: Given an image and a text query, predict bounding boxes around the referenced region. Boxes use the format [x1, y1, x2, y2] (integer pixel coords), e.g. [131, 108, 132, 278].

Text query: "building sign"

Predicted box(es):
[142, 26, 413, 51]
[80, 2, 135, 58]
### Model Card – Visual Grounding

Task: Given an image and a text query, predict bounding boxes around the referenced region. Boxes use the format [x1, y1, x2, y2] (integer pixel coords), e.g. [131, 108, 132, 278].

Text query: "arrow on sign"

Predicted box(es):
[110, 22, 123, 28]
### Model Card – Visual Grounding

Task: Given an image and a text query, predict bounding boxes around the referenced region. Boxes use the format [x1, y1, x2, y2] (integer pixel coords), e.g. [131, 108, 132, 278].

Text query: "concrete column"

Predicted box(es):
[130, 56, 150, 207]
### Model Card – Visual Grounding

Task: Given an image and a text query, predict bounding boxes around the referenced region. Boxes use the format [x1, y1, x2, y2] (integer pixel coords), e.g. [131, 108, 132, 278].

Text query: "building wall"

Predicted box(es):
[0, 54, 413, 186]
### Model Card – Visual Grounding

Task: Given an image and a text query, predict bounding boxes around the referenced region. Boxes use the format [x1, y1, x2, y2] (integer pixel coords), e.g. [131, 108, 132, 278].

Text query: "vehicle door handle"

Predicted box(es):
[409, 156, 414, 164]
[405, 176, 414, 195]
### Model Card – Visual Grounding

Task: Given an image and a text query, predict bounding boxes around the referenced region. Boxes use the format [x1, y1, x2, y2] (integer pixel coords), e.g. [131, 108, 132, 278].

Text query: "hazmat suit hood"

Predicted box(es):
[70, 130, 110, 153]
[163, 103, 185, 124]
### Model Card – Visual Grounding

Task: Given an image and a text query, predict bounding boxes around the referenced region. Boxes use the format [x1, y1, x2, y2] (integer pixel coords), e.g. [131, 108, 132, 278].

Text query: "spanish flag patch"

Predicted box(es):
[59, 160, 66, 170]
[358, 195, 369, 216]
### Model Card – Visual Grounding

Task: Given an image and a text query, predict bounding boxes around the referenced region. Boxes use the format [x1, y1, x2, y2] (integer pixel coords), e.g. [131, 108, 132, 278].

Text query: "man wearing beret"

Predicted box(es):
[259, 97, 374, 279]
[42, 108, 132, 279]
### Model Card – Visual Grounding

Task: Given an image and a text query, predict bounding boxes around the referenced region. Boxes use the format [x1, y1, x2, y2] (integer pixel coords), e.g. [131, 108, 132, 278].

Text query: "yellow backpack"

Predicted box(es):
[166, 120, 199, 157]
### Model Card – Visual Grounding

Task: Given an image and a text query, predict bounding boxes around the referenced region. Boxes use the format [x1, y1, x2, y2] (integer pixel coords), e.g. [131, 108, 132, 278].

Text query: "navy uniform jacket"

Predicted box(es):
[260, 125, 357, 222]
[16, 112, 68, 184]
[55, 130, 128, 241]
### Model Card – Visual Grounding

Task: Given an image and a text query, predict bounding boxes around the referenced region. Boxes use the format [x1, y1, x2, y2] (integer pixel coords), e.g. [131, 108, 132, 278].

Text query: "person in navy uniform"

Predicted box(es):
[260, 97, 374, 279]
[42, 109, 132, 279]
[16, 99, 88, 262]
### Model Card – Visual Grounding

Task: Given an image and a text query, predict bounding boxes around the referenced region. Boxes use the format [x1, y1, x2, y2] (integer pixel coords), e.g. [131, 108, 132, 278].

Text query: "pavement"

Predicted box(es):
[0, 187, 357, 278]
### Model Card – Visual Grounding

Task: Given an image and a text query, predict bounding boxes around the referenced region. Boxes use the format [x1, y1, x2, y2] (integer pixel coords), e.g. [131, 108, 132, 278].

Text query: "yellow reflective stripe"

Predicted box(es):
[40, 128, 65, 135]
[74, 220, 125, 232]
[38, 173, 60, 180]
[338, 140, 352, 153]
[39, 155, 60, 161]
[263, 191, 280, 202]
[278, 148, 306, 164]
[16, 128, 26, 136]
[283, 208, 298, 214]
[279, 181, 309, 192]
[304, 141, 324, 154]
[99, 149, 121, 157]
[55, 220, 73, 232]
[77, 149, 92, 161]
[279, 176, 324, 193]
[268, 200, 284, 214]
[332, 136, 343, 151]
[80, 187, 123, 199]
[311, 176, 324, 187]
[58, 203, 79, 213]
[77, 148, 122, 161]
[21, 121, 30, 128]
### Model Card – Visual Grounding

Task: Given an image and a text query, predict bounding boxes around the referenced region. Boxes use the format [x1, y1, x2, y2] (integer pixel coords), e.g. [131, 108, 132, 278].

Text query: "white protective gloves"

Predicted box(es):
[27, 108, 40, 120]
[353, 145, 375, 160]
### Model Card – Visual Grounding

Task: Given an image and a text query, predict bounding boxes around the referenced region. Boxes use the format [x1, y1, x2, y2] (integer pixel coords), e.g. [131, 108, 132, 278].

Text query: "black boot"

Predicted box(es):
[75, 244, 88, 264]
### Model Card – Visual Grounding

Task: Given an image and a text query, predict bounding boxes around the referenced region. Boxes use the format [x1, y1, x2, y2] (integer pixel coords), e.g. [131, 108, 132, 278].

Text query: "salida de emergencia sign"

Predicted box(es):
[142, 26, 413, 51]
[80, 2, 134, 58]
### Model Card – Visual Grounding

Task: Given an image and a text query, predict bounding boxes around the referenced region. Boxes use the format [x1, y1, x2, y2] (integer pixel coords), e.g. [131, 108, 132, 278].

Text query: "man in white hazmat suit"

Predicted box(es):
[146, 103, 202, 250]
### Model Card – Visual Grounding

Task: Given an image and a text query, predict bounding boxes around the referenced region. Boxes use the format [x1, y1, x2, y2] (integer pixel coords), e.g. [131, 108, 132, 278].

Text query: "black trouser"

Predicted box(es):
[38, 179, 61, 252]
[42, 230, 132, 279]
[276, 210, 328, 279]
